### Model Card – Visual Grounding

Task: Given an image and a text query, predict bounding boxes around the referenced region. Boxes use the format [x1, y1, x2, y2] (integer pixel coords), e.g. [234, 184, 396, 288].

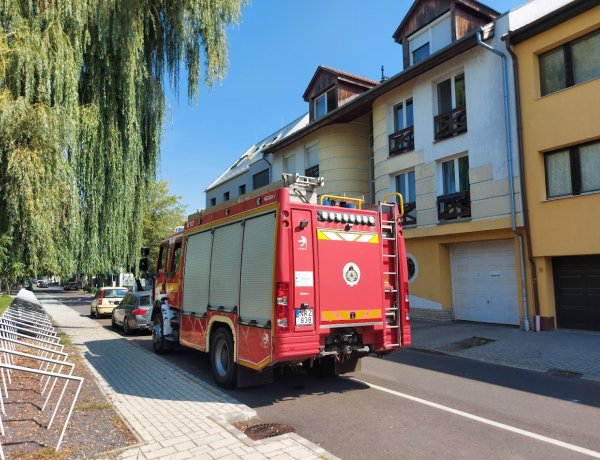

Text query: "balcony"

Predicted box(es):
[305, 164, 319, 178]
[389, 126, 415, 156]
[434, 107, 467, 141]
[401, 201, 417, 226]
[437, 191, 471, 221]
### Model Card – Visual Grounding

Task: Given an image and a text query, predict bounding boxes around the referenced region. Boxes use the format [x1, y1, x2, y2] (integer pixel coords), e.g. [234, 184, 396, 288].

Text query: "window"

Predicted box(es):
[540, 29, 600, 96]
[545, 141, 600, 198]
[314, 88, 337, 120]
[393, 98, 413, 132]
[396, 171, 416, 204]
[442, 156, 469, 194]
[437, 74, 465, 114]
[305, 144, 319, 177]
[412, 43, 430, 64]
[223, 191, 230, 201]
[395, 171, 416, 225]
[157, 245, 168, 272]
[169, 240, 182, 276]
[210, 197, 216, 207]
[283, 154, 295, 174]
[252, 169, 269, 189]
[390, 98, 414, 155]
[435, 74, 467, 140]
[406, 254, 418, 282]
[238, 184, 246, 196]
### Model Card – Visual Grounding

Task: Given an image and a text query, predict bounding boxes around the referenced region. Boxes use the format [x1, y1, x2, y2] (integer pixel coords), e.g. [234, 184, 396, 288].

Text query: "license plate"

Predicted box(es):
[295, 308, 313, 326]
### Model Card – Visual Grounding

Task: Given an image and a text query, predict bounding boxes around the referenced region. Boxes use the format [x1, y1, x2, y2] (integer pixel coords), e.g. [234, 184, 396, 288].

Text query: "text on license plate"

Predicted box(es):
[295, 308, 313, 326]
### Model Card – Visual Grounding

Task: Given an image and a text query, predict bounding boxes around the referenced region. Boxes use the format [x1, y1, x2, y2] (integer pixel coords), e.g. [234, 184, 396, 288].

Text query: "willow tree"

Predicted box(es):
[0, 0, 244, 280]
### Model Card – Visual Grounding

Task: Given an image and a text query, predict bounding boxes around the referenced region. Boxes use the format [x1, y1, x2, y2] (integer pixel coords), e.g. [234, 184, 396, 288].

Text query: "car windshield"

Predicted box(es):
[104, 289, 127, 298]
[139, 296, 151, 306]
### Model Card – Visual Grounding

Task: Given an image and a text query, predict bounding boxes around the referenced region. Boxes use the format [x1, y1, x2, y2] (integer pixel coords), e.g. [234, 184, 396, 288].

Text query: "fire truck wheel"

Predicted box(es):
[210, 328, 237, 389]
[152, 314, 169, 354]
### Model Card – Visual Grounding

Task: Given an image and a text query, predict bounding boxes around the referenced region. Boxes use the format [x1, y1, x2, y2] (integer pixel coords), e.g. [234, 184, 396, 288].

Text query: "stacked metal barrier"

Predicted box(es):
[0, 290, 83, 458]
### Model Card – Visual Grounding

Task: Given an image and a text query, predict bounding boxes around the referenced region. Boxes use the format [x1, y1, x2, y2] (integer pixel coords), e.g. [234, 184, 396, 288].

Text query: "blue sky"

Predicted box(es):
[160, 0, 526, 215]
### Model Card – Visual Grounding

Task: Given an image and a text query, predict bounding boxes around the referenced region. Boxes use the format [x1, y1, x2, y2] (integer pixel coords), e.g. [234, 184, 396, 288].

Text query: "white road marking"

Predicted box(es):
[350, 377, 600, 458]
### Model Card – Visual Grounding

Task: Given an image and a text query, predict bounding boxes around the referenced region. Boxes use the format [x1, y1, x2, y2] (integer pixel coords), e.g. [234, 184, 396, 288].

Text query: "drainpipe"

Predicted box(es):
[476, 29, 530, 331]
[263, 153, 273, 184]
[504, 33, 542, 328]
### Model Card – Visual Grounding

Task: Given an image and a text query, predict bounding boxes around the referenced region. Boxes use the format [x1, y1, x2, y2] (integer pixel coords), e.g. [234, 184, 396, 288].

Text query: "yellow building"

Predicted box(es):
[508, 0, 600, 331]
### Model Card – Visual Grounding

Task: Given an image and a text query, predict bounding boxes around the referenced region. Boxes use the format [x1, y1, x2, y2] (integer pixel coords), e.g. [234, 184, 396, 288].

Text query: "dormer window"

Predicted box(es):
[314, 88, 337, 120]
[412, 43, 430, 64]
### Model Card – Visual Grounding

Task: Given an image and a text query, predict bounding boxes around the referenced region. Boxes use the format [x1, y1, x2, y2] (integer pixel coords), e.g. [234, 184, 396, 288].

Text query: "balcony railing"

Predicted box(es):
[305, 164, 319, 178]
[401, 201, 417, 226]
[434, 106, 467, 141]
[437, 190, 471, 221]
[389, 126, 415, 156]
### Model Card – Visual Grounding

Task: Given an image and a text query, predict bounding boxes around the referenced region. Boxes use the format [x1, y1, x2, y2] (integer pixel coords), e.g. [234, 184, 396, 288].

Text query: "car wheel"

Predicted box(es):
[152, 313, 169, 354]
[210, 328, 237, 389]
[111, 314, 116, 329]
[123, 316, 129, 336]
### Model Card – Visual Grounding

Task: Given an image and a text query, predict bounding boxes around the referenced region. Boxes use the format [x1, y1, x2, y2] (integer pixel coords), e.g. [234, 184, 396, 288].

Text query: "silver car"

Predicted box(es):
[111, 292, 152, 335]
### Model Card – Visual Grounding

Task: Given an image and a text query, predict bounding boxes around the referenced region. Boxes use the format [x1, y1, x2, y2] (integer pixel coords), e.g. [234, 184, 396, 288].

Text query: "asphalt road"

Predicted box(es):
[43, 288, 600, 460]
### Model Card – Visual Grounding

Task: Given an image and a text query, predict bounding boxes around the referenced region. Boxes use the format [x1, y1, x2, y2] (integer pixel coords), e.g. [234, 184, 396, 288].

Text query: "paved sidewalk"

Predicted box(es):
[411, 319, 600, 382]
[40, 298, 337, 460]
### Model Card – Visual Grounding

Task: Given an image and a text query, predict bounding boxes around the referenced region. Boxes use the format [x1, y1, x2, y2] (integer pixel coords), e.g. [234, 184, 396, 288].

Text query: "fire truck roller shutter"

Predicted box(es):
[240, 212, 276, 325]
[209, 222, 243, 310]
[182, 230, 212, 315]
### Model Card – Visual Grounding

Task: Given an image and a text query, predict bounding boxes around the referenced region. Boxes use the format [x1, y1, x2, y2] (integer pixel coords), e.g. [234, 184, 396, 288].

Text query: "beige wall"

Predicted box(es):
[272, 115, 371, 200]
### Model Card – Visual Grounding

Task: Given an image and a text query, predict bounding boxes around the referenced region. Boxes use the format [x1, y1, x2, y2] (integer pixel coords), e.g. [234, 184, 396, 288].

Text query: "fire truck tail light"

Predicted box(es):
[275, 282, 289, 332]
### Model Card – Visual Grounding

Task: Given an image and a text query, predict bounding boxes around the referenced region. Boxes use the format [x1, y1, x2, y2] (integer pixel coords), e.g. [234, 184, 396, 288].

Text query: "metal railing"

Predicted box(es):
[0, 290, 83, 458]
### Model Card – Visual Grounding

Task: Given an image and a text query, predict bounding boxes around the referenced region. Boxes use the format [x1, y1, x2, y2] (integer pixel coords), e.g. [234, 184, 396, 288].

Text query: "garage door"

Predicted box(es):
[553, 256, 600, 331]
[451, 240, 519, 325]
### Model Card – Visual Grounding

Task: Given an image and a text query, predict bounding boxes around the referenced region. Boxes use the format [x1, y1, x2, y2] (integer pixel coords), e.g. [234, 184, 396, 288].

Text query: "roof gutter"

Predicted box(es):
[476, 28, 530, 331]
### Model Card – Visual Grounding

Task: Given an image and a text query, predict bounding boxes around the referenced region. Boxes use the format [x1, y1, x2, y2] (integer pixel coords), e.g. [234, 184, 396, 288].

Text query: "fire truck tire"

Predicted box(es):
[152, 313, 170, 354]
[210, 328, 237, 389]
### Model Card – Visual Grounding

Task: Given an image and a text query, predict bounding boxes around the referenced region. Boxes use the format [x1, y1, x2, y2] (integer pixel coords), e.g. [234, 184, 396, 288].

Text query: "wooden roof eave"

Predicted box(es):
[265, 31, 479, 155]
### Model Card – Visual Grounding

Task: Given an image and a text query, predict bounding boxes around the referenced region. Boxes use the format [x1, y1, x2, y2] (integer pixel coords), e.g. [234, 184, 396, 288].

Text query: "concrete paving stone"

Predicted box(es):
[208, 446, 234, 458]
[162, 450, 195, 460]
[174, 440, 197, 452]
[286, 447, 319, 460]
[255, 443, 285, 455]
[140, 442, 163, 454]
[144, 445, 179, 459]
[217, 454, 244, 460]
[160, 434, 194, 448]
[192, 432, 228, 447]
[241, 453, 268, 460]
[209, 435, 240, 450]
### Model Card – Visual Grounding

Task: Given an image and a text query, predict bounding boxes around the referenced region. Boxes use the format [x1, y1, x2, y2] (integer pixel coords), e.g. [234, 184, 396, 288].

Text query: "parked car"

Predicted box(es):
[111, 292, 152, 335]
[90, 287, 128, 318]
[63, 281, 79, 291]
[37, 279, 48, 288]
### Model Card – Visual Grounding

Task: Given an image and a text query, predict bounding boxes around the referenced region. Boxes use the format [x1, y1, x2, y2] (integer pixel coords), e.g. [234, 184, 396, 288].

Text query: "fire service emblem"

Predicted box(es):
[343, 262, 361, 287]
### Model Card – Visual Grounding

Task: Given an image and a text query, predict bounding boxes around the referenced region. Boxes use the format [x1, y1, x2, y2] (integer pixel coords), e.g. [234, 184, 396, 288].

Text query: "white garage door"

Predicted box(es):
[451, 240, 519, 325]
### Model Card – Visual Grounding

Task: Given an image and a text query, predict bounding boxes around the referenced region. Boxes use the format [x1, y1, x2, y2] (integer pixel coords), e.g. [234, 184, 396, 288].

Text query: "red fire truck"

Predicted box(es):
[149, 174, 410, 388]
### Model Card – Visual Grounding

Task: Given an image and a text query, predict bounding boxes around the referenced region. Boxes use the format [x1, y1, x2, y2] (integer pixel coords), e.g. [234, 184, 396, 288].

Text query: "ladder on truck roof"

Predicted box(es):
[379, 199, 402, 347]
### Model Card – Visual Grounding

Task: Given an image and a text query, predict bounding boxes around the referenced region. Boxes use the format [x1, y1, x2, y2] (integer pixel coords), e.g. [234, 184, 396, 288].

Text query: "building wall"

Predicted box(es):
[272, 115, 371, 200]
[371, 16, 526, 319]
[514, 5, 600, 321]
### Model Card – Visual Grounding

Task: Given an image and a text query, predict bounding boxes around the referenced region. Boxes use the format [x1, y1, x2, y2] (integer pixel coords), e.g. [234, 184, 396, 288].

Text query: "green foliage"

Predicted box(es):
[142, 180, 186, 273]
[0, 294, 11, 314]
[0, 0, 244, 278]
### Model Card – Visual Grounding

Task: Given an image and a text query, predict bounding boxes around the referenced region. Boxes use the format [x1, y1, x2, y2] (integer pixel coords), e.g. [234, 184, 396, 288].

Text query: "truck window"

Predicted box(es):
[169, 240, 183, 276]
[157, 245, 168, 272]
